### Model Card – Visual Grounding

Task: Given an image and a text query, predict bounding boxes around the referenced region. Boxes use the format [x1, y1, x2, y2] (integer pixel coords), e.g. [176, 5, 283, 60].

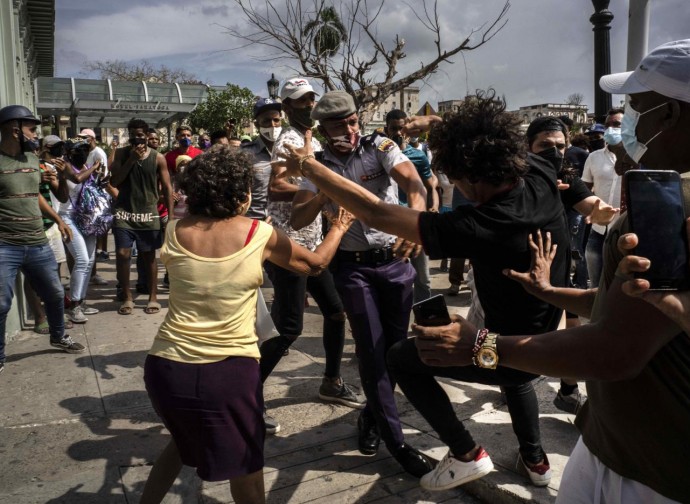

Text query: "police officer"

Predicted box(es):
[290, 91, 433, 477]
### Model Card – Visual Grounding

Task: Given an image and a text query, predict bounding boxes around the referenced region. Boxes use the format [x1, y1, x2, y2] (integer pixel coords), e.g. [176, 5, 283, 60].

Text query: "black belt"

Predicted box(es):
[336, 246, 396, 265]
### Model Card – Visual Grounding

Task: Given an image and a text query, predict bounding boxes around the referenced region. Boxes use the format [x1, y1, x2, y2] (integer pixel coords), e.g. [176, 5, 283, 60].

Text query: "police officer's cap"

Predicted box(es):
[0, 105, 41, 126]
[311, 91, 357, 121]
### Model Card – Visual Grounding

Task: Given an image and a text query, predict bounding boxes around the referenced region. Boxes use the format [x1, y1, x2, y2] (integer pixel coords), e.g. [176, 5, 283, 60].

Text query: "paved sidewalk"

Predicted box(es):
[0, 257, 581, 503]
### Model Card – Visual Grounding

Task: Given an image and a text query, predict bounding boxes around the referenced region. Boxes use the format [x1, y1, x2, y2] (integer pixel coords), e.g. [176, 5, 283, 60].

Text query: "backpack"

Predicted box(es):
[71, 175, 113, 236]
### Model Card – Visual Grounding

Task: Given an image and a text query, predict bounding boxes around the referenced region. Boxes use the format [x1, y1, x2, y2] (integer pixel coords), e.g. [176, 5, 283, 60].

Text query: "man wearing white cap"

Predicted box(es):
[78, 128, 108, 176]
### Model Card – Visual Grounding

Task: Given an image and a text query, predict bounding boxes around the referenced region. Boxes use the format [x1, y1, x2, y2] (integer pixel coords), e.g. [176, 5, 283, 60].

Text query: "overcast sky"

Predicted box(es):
[55, 0, 688, 112]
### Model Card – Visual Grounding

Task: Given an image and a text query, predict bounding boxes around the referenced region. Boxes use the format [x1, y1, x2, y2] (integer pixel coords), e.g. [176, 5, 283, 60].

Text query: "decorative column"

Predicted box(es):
[590, 0, 614, 123]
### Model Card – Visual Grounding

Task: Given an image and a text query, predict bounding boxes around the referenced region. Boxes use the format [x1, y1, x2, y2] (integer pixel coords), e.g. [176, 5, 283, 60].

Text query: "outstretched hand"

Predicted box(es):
[616, 220, 690, 335]
[272, 129, 315, 180]
[402, 115, 441, 138]
[586, 198, 620, 225]
[503, 230, 557, 296]
[413, 314, 478, 366]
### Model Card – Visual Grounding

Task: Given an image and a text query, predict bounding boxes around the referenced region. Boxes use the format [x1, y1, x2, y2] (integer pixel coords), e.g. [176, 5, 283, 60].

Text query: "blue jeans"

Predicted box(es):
[585, 229, 606, 288]
[0, 242, 65, 362]
[61, 214, 97, 301]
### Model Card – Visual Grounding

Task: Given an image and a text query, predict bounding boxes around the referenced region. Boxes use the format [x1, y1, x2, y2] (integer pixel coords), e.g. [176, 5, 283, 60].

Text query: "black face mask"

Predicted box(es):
[589, 138, 605, 151]
[536, 146, 563, 173]
[391, 134, 404, 148]
[290, 107, 315, 129]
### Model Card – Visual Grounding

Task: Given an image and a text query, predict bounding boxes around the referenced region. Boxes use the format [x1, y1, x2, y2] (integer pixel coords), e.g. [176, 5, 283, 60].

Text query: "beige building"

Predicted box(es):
[366, 86, 420, 133]
[513, 103, 590, 130]
[437, 99, 464, 114]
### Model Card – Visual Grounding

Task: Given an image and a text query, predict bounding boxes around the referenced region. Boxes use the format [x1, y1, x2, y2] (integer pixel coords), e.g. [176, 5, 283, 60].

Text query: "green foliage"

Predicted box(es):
[305, 6, 347, 58]
[187, 84, 256, 134]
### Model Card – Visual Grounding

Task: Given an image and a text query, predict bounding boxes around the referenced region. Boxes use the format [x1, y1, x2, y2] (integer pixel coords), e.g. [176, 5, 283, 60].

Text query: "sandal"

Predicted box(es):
[118, 300, 135, 315]
[144, 301, 161, 315]
[33, 320, 50, 335]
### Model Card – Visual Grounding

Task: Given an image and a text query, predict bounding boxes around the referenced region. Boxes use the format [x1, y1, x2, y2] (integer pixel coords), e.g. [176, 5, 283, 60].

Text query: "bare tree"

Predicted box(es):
[566, 93, 585, 106]
[82, 59, 205, 85]
[223, 0, 510, 124]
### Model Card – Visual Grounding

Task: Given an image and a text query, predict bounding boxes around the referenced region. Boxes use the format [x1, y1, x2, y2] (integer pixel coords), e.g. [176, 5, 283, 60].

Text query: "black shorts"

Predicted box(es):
[113, 227, 163, 252]
[144, 354, 264, 481]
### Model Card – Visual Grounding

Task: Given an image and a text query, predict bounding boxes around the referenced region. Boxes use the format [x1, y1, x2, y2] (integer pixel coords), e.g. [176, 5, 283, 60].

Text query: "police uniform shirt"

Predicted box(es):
[241, 136, 272, 220]
[300, 134, 407, 251]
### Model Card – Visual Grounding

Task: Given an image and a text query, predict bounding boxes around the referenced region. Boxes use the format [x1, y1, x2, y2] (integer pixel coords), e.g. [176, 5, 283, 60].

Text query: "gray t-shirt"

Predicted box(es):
[241, 137, 272, 220]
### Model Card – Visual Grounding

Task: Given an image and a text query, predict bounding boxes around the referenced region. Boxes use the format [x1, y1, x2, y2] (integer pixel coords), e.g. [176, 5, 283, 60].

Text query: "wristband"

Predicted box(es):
[472, 328, 489, 355]
[298, 154, 315, 176]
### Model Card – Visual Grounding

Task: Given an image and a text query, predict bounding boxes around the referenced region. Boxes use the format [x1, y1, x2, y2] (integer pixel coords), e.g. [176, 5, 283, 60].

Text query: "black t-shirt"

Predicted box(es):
[418, 153, 569, 336]
[560, 175, 592, 212]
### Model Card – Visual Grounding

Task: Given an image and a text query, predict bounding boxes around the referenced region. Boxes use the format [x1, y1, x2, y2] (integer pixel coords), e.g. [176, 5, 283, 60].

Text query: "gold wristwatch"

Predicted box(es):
[473, 332, 499, 369]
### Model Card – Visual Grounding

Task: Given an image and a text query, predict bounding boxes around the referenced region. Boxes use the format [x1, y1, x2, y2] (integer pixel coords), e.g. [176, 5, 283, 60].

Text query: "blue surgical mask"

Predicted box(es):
[621, 101, 666, 163]
[179, 137, 192, 148]
[603, 127, 622, 146]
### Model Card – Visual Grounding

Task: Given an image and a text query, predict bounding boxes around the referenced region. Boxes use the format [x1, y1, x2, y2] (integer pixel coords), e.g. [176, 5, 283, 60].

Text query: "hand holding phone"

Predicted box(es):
[412, 294, 452, 327]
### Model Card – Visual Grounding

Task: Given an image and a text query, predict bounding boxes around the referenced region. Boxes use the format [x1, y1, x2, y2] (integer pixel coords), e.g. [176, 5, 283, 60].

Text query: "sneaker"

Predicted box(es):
[264, 409, 280, 435]
[0, 361, 4, 375]
[553, 389, 586, 415]
[517, 453, 551, 487]
[81, 303, 100, 316]
[319, 377, 366, 409]
[50, 335, 85, 354]
[90, 274, 108, 286]
[96, 251, 109, 262]
[420, 447, 494, 491]
[447, 283, 461, 296]
[67, 305, 88, 324]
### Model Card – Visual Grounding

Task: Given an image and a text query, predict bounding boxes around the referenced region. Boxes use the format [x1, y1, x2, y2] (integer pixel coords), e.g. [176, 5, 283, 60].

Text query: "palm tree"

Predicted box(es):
[305, 6, 347, 59]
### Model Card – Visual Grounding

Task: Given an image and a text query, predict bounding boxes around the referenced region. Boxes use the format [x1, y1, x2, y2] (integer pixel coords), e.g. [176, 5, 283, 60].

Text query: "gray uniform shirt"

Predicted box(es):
[300, 134, 407, 251]
[241, 136, 272, 220]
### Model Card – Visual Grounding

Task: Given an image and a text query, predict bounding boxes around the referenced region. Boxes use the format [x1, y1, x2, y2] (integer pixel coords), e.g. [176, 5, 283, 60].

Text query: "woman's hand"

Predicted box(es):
[617, 223, 690, 335]
[503, 230, 557, 296]
[325, 207, 355, 232]
[272, 130, 316, 179]
[413, 314, 478, 366]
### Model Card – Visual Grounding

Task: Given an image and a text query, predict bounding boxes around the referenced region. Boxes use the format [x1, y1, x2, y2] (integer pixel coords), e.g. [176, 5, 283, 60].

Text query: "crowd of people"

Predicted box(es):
[0, 39, 688, 504]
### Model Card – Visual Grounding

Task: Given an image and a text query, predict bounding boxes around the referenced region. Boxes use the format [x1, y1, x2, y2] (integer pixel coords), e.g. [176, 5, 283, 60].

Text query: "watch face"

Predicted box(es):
[479, 349, 498, 367]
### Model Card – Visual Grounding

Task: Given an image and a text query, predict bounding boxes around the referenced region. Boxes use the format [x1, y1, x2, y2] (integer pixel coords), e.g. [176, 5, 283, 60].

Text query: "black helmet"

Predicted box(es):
[0, 105, 41, 126]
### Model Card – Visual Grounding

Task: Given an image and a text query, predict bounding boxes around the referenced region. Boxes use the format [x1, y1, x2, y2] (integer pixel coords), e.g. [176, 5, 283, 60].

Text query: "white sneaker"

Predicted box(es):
[420, 447, 493, 491]
[90, 274, 108, 286]
[67, 305, 88, 324]
[517, 453, 551, 487]
[81, 303, 100, 316]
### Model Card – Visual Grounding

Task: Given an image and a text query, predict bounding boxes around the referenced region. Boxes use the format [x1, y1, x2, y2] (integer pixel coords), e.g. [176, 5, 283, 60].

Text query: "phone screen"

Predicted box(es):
[113, 134, 119, 142]
[625, 170, 688, 290]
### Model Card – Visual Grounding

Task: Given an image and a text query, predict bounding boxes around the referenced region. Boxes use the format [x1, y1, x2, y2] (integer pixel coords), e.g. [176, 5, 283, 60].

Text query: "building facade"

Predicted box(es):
[366, 86, 420, 133]
[513, 103, 590, 130]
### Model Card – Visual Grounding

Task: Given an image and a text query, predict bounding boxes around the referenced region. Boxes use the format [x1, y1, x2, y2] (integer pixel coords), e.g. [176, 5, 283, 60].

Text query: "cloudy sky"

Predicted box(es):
[55, 0, 687, 112]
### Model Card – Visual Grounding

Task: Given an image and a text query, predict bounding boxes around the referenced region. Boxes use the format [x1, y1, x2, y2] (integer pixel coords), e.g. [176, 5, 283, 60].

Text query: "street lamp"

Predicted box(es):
[267, 73, 279, 99]
[590, 0, 614, 123]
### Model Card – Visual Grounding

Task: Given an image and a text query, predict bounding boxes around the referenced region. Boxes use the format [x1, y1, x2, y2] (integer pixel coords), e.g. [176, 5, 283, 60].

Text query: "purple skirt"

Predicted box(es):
[144, 354, 264, 481]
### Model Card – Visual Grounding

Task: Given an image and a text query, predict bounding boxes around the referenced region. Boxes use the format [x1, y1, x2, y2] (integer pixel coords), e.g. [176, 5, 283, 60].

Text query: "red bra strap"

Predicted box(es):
[244, 219, 259, 246]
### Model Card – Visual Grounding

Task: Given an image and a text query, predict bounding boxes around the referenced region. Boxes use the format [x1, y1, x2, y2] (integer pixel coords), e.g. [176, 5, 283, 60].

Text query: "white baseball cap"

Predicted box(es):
[279, 78, 318, 101]
[78, 128, 96, 139]
[600, 39, 690, 103]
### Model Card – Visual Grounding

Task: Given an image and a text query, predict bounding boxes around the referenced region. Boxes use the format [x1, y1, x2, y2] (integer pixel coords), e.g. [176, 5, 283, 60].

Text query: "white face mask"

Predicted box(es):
[621, 101, 667, 163]
[259, 126, 281, 143]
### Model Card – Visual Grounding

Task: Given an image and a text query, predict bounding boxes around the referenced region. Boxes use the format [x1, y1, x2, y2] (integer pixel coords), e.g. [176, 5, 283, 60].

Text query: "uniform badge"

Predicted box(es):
[377, 139, 395, 153]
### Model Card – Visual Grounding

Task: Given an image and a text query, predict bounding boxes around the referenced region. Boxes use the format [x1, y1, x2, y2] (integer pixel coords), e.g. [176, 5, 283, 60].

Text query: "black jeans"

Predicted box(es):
[260, 262, 345, 381]
[387, 337, 545, 464]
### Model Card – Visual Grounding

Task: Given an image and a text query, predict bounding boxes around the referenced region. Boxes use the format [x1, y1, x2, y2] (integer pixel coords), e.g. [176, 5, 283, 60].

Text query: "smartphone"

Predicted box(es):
[625, 170, 689, 290]
[412, 294, 452, 327]
[112, 134, 119, 143]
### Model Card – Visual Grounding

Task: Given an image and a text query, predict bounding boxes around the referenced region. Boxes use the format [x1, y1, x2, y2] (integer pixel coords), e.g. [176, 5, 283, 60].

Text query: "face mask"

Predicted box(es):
[69, 150, 88, 168]
[200, 140, 211, 149]
[391, 134, 404, 148]
[290, 107, 315, 129]
[22, 136, 40, 152]
[179, 137, 192, 148]
[329, 131, 360, 153]
[603, 127, 622, 146]
[621, 101, 667, 163]
[536, 146, 563, 172]
[589, 138, 605, 151]
[259, 126, 282, 143]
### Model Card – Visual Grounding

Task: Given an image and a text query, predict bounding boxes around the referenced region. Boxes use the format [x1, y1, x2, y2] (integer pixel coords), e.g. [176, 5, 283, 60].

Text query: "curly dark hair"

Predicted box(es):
[127, 118, 149, 132]
[427, 89, 528, 186]
[179, 145, 253, 218]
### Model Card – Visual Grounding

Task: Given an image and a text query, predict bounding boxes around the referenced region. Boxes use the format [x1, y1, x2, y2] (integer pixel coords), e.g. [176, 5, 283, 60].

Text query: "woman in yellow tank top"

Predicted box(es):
[141, 145, 353, 504]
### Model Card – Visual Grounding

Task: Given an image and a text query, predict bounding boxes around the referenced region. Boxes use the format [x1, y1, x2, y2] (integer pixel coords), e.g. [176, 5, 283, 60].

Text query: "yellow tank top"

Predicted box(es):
[149, 219, 273, 363]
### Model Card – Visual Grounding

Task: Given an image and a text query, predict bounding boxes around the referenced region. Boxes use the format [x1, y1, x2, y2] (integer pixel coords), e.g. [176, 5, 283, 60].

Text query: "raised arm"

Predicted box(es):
[290, 189, 329, 230]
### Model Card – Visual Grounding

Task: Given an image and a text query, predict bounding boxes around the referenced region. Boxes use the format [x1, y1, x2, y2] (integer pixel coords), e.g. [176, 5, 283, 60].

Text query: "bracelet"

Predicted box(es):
[472, 328, 489, 355]
[298, 154, 315, 176]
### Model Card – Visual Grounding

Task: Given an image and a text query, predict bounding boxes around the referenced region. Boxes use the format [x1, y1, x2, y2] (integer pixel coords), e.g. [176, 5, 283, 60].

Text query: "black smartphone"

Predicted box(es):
[412, 294, 452, 326]
[625, 170, 689, 290]
[113, 134, 119, 143]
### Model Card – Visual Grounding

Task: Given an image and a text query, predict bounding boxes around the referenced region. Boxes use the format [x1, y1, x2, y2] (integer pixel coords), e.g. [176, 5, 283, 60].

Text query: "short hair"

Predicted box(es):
[210, 130, 228, 144]
[147, 128, 159, 136]
[385, 109, 407, 124]
[607, 108, 624, 117]
[176, 125, 193, 135]
[427, 89, 528, 186]
[228, 136, 241, 142]
[127, 118, 149, 132]
[557, 115, 574, 129]
[179, 145, 253, 219]
[526, 116, 568, 147]
[570, 133, 589, 149]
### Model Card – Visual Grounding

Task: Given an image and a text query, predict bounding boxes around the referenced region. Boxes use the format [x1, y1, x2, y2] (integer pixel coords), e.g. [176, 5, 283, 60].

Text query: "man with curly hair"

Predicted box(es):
[275, 90, 569, 490]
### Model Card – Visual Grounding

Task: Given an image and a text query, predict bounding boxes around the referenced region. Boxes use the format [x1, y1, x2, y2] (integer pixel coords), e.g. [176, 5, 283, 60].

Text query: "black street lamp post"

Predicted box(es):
[267, 73, 279, 99]
[590, 0, 614, 123]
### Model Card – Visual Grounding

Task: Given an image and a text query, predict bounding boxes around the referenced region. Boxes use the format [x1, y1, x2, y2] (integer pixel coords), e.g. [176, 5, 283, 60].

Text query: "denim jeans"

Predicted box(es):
[261, 262, 345, 381]
[387, 337, 545, 463]
[585, 229, 606, 288]
[61, 214, 97, 301]
[410, 252, 431, 303]
[0, 242, 65, 362]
